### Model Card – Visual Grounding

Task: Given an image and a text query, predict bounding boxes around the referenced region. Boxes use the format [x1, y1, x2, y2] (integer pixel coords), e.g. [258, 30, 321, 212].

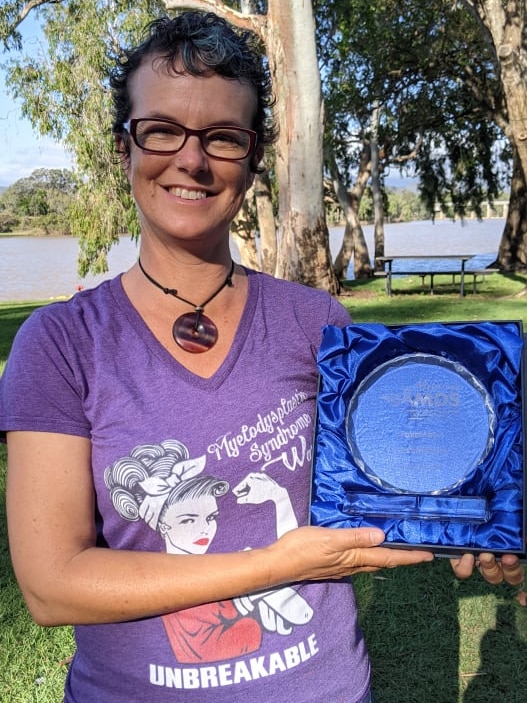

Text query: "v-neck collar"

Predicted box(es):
[112, 268, 259, 391]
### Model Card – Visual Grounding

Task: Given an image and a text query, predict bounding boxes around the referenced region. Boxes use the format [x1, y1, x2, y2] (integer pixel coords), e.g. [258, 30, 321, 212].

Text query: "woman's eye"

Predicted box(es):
[208, 131, 241, 145]
[146, 127, 177, 136]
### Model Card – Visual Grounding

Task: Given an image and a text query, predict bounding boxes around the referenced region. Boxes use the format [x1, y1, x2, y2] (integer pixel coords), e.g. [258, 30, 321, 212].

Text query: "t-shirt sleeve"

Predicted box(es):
[0, 307, 91, 439]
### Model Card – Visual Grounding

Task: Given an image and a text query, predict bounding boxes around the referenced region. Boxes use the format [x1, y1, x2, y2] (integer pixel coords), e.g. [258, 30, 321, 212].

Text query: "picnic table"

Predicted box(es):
[375, 255, 497, 297]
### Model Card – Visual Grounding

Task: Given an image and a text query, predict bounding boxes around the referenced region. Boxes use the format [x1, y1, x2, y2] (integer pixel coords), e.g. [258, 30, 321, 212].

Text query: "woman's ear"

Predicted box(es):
[250, 145, 265, 174]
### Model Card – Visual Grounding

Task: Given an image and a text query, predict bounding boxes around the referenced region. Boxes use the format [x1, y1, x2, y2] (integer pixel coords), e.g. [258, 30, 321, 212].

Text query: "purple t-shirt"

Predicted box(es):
[0, 269, 370, 703]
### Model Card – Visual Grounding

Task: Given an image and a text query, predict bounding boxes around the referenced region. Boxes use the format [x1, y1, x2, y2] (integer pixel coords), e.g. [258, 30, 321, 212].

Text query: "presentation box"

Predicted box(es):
[310, 321, 526, 559]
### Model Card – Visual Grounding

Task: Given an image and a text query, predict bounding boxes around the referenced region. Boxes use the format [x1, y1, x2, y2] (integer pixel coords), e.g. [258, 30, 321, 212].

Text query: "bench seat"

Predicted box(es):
[374, 268, 499, 294]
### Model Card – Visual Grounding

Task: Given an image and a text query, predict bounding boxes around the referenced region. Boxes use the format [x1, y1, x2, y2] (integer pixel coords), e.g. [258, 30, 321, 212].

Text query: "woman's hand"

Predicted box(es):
[266, 525, 434, 583]
[451, 552, 526, 604]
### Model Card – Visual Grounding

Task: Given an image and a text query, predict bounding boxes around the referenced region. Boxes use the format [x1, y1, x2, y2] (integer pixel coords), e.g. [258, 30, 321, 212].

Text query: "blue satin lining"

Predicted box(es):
[311, 321, 526, 555]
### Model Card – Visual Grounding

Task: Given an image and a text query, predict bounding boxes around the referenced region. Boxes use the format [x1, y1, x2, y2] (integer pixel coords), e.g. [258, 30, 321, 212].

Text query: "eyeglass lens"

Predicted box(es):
[131, 119, 253, 159]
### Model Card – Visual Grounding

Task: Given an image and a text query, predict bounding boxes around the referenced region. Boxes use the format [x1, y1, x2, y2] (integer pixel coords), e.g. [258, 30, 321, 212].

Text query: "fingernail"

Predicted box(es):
[369, 528, 385, 543]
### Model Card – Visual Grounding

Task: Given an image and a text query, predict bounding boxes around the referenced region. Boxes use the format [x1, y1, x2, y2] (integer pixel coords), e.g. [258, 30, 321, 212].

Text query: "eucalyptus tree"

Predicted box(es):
[458, 0, 527, 270]
[1, 0, 166, 274]
[460, 0, 527, 181]
[316, 0, 513, 277]
[2, 0, 339, 291]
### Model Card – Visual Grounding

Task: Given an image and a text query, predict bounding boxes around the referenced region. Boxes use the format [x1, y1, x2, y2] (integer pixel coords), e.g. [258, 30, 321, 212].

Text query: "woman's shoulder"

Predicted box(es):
[248, 268, 334, 303]
[247, 269, 351, 324]
[13, 277, 121, 346]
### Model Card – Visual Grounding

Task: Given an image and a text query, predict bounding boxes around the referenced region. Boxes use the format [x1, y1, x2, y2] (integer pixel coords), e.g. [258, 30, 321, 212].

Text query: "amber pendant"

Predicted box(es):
[172, 312, 218, 353]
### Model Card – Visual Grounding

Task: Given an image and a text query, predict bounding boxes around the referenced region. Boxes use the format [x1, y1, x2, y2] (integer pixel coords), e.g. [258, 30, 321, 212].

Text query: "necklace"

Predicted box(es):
[138, 258, 235, 353]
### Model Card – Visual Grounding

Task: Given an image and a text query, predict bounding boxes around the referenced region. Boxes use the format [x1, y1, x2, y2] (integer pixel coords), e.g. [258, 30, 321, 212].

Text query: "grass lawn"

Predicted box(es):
[339, 270, 527, 326]
[1, 272, 527, 702]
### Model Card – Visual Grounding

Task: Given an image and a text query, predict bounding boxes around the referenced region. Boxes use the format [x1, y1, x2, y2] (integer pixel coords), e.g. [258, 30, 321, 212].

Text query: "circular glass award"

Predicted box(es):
[345, 353, 495, 494]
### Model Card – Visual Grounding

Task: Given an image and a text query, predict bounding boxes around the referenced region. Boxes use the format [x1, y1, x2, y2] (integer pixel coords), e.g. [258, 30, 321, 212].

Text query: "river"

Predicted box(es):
[0, 218, 504, 302]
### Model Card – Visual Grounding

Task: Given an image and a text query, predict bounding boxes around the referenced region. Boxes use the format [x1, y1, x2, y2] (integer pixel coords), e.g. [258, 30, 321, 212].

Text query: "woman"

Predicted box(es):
[0, 11, 436, 703]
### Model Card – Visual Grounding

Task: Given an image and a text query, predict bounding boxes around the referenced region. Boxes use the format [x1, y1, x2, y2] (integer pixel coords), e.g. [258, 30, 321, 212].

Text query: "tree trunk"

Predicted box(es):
[333, 222, 354, 282]
[326, 146, 373, 280]
[231, 195, 260, 270]
[474, 0, 527, 180]
[335, 207, 373, 281]
[265, 1, 338, 293]
[496, 149, 527, 270]
[370, 102, 385, 266]
[462, 0, 527, 270]
[254, 170, 277, 274]
[333, 196, 372, 282]
[240, 0, 276, 276]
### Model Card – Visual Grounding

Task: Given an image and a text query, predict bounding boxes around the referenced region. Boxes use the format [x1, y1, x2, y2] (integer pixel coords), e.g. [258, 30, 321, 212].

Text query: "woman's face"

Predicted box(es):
[159, 495, 219, 555]
[121, 57, 259, 250]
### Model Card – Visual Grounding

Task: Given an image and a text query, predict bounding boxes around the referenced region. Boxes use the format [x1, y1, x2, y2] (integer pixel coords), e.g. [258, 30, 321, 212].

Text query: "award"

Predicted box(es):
[310, 321, 526, 558]
[346, 354, 495, 494]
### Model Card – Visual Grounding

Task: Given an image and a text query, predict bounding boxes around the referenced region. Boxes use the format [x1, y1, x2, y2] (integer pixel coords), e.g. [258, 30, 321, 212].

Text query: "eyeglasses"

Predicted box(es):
[121, 118, 257, 161]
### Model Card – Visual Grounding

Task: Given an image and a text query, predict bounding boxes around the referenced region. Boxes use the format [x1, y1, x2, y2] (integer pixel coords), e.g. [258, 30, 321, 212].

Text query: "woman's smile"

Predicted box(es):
[166, 186, 208, 200]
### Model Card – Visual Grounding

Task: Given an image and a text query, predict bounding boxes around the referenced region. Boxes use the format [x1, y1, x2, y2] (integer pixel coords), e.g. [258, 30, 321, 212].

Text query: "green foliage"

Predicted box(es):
[0, 0, 26, 50]
[0, 210, 19, 232]
[385, 187, 431, 222]
[316, 0, 509, 217]
[0, 168, 77, 234]
[2, 0, 165, 271]
[0, 1, 519, 271]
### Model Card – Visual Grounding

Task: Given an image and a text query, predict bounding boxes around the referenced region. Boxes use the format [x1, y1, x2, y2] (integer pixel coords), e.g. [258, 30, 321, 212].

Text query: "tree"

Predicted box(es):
[316, 0, 516, 277]
[1, 0, 167, 274]
[0, 167, 76, 233]
[217, 2, 278, 276]
[458, 0, 527, 270]
[461, 1, 527, 181]
[325, 144, 374, 280]
[386, 188, 429, 223]
[6, 1, 526, 282]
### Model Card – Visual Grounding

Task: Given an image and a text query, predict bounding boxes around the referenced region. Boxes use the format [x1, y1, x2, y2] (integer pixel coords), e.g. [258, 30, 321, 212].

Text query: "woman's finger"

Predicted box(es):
[477, 553, 505, 584]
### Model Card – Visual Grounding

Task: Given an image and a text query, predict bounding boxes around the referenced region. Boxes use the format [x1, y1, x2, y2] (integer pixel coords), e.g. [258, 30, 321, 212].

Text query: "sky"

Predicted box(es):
[0, 13, 72, 188]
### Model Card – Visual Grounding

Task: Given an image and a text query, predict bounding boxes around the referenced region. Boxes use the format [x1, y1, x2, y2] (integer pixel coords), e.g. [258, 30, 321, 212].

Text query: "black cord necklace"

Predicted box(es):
[138, 258, 235, 353]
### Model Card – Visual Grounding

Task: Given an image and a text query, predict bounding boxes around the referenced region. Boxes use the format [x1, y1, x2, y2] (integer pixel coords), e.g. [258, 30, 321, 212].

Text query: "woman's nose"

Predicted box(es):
[174, 135, 209, 172]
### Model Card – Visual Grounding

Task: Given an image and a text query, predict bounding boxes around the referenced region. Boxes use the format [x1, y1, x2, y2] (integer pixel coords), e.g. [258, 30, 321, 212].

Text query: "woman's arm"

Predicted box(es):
[7, 430, 434, 627]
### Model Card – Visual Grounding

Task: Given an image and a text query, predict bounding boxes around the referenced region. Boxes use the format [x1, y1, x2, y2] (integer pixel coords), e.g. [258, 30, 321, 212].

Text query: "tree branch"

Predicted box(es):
[164, 0, 265, 36]
[8, 0, 62, 32]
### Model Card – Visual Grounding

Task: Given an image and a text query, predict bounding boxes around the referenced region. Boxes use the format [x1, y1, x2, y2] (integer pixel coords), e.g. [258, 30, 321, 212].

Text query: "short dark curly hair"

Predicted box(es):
[110, 11, 277, 171]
